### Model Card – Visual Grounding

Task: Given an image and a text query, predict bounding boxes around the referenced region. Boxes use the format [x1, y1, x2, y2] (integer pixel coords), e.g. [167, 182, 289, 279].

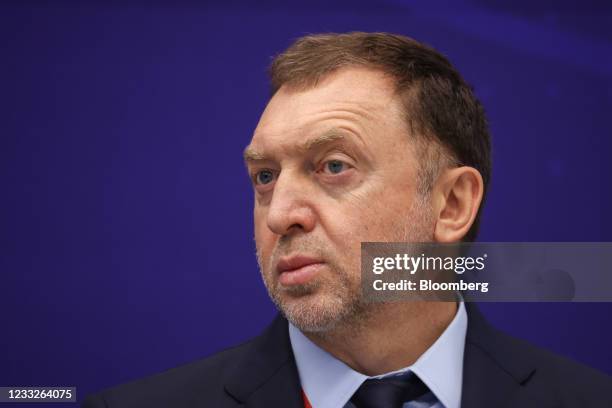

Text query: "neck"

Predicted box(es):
[303, 301, 457, 376]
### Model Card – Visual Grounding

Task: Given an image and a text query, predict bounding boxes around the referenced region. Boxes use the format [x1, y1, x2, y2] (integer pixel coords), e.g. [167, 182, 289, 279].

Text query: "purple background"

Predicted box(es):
[1, 1, 611, 405]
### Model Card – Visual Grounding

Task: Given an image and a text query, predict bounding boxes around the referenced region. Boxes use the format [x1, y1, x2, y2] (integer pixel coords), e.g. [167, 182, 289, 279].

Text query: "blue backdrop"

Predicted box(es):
[2, 1, 611, 406]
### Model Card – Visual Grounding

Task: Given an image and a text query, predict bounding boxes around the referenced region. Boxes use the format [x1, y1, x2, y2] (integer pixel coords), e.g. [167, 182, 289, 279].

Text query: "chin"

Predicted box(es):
[277, 291, 352, 333]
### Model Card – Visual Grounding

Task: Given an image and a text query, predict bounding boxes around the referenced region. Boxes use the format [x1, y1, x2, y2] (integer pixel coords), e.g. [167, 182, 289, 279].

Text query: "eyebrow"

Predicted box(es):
[243, 147, 265, 162]
[300, 130, 345, 152]
[243, 128, 349, 163]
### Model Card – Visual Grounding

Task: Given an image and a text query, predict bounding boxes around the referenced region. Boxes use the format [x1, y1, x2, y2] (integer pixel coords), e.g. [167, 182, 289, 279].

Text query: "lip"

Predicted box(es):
[277, 255, 325, 286]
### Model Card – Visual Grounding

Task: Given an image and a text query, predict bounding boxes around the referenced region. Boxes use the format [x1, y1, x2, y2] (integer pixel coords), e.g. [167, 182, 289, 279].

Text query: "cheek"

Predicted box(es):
[321, 200, 376, 248]
[254, 216, 276, 265]
[329, 190, 414, 242]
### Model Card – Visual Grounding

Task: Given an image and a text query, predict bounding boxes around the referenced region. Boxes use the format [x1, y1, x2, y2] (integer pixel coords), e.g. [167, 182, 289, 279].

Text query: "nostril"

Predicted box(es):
[287, 223, 305, 233]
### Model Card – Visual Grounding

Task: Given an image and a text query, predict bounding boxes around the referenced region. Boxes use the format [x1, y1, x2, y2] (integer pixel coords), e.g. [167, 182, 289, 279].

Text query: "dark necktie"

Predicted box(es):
[350, 374, 430, 408]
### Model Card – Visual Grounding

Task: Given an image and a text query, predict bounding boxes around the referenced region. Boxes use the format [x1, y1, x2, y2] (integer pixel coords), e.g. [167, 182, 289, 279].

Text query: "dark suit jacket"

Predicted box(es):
[83, 304, 612, 407]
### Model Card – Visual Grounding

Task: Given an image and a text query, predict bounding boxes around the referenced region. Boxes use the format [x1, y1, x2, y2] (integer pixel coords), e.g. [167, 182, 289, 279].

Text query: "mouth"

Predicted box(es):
[276, 254, 325, 286]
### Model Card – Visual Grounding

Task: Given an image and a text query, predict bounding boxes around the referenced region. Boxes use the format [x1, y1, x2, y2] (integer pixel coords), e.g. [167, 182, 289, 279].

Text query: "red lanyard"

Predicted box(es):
[302, 390, 312, 408]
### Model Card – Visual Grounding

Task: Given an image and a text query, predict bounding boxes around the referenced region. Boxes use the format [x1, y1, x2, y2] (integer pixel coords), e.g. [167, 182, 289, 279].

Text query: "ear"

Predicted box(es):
[432, 166, 484, 243]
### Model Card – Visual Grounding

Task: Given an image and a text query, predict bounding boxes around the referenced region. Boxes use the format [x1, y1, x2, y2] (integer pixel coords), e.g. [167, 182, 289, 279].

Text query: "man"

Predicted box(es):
[84, 32, 611, 407]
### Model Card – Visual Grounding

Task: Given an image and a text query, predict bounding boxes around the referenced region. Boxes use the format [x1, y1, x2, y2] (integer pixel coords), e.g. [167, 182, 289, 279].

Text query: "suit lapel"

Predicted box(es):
[224, 315, 303, 408]
[462, 304, 545, 408]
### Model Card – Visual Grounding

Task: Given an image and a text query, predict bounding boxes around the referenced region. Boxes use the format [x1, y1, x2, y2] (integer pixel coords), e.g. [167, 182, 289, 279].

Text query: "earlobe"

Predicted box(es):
[433, 167, 484, 243]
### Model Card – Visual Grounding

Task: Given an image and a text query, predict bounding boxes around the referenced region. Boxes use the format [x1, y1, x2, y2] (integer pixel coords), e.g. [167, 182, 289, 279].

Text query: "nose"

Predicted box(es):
[266, 171, 316, 236]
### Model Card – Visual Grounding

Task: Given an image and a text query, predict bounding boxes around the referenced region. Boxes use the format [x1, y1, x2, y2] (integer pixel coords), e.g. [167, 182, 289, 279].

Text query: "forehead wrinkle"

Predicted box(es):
[304, 98, 399, 139]
[326, 102, 379, 120]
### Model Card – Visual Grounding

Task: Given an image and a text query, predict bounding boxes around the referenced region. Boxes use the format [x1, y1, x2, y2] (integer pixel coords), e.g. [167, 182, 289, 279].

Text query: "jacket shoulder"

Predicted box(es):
[463, 304, 612, 407]
[470, 322, 612, 406]
[512, 334, 611, 405]
[82, 340, 255, 408]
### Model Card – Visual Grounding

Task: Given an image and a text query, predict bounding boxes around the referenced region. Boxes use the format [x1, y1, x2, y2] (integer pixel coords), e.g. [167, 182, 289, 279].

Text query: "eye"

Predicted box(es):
[323, 160, 349, 175]
[254, 169, 275, 185]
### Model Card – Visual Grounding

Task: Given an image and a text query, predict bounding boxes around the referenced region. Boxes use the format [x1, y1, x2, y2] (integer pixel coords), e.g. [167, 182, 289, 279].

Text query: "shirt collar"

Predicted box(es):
[289, 302, 467, 408]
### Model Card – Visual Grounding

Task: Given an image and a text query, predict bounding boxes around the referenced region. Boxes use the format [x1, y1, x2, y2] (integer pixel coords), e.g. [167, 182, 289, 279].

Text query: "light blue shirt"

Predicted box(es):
[288, 302, 467, 408]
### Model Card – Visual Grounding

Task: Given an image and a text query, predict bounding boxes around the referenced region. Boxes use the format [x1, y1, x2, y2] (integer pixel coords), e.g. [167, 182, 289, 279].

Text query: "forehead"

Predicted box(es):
[250, 67, 407, 152]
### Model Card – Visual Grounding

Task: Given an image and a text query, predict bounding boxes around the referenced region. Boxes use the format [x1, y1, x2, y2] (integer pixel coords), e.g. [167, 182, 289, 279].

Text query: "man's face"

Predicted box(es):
[245, 67, 434, 332]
